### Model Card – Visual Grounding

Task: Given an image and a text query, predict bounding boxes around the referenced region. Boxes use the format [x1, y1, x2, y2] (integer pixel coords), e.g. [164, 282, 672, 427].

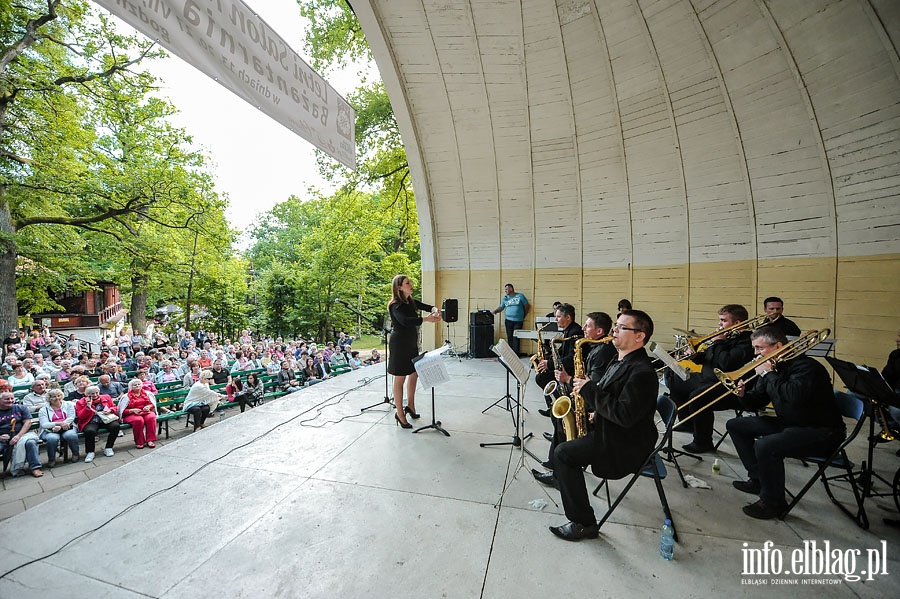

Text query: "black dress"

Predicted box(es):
[388, 299, 433, 376]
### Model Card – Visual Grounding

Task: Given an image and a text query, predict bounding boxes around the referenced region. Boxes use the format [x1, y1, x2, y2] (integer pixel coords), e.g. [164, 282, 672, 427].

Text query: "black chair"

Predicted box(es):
[592, 395, 679, 541]
[780, 392, 869, 529]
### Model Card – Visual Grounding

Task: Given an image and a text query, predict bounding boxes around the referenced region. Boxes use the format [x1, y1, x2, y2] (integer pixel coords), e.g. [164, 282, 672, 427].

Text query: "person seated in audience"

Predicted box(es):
[7, 362, 34, 388]
[105, 359, 129, 384]
[22, 357, 39, 379]
[38, 388, 80, 466]
[55, 360, 72, 385]
[183, 362, 202, 388]
[301, 356, 324, 386]
[277, 360, 302, 393]
[96, 374, 126, 401]
[338, 331, 353, 358]
[329, 348, 347, 367]
[182, 370, 224, 431]
[66, 375, 91, 403]
[234, 372, 264, 412]
[135, 368, 158, 395]
[230, 351, 251, 373]
[63, 365, 86, 395]
[313, 352, 331, 378]
[197, 349, 213, 369]
[21, 377, 50, 411]
[118, 379, 158, 449]
[210, 359, 231, 388]
[154, 360, 180, 385]
[266, 354, 282, 375]
[75, 386, 120, 462]
[348, 351, 363, 370]
[0, 391, 43, 477]
[370, 349, 382, 364]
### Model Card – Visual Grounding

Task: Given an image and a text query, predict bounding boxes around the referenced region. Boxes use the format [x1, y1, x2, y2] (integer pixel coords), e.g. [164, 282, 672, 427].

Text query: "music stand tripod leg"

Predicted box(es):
[362, 328, 392, 413]
[413, 388, 450, 436]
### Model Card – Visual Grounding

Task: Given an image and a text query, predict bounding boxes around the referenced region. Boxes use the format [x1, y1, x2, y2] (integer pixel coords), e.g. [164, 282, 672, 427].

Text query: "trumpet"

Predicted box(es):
[678, 329, 829, 425]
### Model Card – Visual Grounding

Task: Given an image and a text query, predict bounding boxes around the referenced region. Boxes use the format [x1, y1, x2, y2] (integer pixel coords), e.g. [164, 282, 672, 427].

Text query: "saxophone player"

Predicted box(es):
[534, 303, 582, 407]
[532, 312, 615, 485]
[547, 310, 659, 541]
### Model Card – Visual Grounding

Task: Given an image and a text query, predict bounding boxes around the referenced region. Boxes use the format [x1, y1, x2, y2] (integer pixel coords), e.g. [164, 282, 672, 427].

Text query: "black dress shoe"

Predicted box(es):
[549, 521, 600, 541]
[682, 441, 715, 454]
[541, 460, 554, 470]
[543, 432, 553, 442]
[531, 469, 558, 488]
[742, 499, 787, 520]
[538, 408, 552, 418]
[732, 478, 762, 495]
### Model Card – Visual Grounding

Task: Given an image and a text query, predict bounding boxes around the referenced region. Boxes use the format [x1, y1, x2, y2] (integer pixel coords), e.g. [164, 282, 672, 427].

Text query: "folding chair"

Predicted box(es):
[780, 392, 869, 529]
[592, 395, 679, 540]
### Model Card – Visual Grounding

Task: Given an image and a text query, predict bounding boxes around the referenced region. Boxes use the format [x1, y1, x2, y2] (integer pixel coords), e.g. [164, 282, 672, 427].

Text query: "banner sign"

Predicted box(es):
[94, 0, 356, 170]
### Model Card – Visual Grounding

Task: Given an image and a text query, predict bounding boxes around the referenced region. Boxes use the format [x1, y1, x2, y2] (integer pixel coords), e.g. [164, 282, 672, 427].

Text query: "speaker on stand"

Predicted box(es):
[441, 299, 463, 360]
[469, 310, 494, 358]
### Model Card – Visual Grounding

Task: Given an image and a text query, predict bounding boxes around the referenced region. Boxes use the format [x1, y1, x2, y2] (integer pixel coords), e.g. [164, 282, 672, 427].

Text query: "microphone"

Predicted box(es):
[333, 298, 342, 303]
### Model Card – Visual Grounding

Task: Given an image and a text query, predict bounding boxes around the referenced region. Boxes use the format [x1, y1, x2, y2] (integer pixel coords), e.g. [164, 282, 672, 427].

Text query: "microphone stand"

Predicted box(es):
[333, 299, 393, 413]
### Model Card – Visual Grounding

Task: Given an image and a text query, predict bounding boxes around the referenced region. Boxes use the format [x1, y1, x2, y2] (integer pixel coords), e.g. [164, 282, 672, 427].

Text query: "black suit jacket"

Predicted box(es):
[583, 347, 659, 479]
[548, 322, 584, 377]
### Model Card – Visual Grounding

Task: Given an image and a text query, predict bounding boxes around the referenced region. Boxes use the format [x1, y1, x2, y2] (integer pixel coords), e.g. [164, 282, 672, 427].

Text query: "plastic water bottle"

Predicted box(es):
[660, 519, 675, 560]
[712, 458, 721, 475]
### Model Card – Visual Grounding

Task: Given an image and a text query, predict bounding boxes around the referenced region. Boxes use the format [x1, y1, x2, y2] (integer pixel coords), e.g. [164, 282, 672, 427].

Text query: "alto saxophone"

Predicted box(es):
[552, 336, 612, 441]
[529, 322, 551, 374]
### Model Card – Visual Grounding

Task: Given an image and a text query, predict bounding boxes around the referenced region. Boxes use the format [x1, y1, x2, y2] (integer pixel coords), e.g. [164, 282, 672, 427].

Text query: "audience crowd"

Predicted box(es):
[0, 327, 382, 478]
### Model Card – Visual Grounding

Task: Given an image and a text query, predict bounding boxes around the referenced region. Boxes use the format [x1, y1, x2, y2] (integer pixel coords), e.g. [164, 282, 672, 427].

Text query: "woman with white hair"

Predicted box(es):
[118, 379, 158, 449]
[182, 370, 224, 431]
[38, 388, 80, 465]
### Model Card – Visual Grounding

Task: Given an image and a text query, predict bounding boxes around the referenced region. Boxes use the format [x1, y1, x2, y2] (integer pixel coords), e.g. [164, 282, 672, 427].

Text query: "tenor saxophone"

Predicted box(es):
[552, 336, 612, 440]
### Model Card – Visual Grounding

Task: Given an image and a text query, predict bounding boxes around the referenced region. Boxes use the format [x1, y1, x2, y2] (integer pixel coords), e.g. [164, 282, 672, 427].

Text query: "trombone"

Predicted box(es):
[677, 329, 830, 426]
[657, 313, 780, 375]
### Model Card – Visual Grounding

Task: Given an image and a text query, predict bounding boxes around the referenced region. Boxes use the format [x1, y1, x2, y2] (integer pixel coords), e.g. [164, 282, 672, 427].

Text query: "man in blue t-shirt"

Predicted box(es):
[493, 283, 530, 356]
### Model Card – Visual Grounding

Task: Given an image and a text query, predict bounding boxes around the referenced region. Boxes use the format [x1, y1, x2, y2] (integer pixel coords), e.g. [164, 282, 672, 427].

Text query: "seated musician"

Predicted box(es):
[762, 296, 801, 337]
[548, 310, 658, 540]
[667, 304, 755, 453]
[534, 303, 582, 404]
[727, 326, 845, 519]
[835, 328, 900, 440]
[532, 312, 615, 485]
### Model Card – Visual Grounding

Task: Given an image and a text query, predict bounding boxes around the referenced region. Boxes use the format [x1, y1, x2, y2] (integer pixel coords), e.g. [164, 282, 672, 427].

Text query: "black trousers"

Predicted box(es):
[726, 415, 844, 505]
[81, 421, 120, 453]
[552, 433, 601, 526]
[187, 405, 211, 429]
[504, 319, 524, 355]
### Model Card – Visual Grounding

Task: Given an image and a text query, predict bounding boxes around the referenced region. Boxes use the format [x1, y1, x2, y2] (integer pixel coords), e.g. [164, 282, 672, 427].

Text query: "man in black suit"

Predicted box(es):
[763, 296, 801, 337]
[534, 303, 583, 401]
[532, 312, 615, 481]
[668, 304, 755, 453]
[547, 310, 659, 541]
[727, 325, 845, 519]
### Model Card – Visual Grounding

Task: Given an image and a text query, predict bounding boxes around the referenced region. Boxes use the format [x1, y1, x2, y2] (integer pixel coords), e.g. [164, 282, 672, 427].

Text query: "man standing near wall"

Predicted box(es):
[493, 283, 530, 357]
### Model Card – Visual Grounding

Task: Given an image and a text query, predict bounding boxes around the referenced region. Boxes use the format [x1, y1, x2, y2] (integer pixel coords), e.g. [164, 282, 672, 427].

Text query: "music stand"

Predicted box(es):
[361, 315, 393, 413]
[480, 339, 540, 462]
[827, 356, 900, 524]
[481, 357, 523, 416]
[411, 346, 451, 436]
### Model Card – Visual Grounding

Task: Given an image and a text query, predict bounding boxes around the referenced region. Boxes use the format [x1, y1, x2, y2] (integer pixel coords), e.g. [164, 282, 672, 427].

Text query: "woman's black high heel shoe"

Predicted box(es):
[395, 413, 413, 429]
[404, 406, 421, 419]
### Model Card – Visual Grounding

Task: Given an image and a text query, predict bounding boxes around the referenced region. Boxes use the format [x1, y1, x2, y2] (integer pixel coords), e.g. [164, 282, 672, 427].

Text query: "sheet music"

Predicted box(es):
[491, 338, 529, 384]
[413, 347, 450, 389]
[648, 341, 689, 381]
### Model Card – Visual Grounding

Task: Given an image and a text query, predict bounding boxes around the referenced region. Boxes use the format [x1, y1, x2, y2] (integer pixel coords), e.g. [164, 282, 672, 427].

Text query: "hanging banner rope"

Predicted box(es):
[94, 0, 356, 170]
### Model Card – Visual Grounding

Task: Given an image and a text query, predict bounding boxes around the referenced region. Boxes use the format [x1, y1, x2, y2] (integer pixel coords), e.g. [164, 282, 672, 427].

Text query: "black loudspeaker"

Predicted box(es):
[441, 298, 458, 323]
[469, 324, 494, 358]
[470, 310, 494, 326]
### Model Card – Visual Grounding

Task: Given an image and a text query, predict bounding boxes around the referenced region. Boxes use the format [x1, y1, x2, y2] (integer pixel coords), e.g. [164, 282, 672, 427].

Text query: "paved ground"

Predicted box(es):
[0, 395, 255, 521]
[0, 358, 898, 598]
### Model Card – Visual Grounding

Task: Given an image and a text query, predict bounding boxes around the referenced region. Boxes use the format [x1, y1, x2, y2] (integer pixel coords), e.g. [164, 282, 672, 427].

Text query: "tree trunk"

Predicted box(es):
[130, 273, 148, 334]
[0, 192, 20, 332]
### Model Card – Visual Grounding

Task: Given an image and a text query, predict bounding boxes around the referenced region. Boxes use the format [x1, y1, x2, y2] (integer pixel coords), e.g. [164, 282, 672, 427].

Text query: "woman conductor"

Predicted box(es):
[388, 274, 441, 428]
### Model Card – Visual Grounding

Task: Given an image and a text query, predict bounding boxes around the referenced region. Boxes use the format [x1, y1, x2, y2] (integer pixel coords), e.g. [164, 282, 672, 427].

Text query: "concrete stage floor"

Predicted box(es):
[0, 356, 898, 598]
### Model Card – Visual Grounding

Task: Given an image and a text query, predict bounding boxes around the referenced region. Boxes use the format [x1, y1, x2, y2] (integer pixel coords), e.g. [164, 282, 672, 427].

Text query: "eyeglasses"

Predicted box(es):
[612, 324, 643, 333]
